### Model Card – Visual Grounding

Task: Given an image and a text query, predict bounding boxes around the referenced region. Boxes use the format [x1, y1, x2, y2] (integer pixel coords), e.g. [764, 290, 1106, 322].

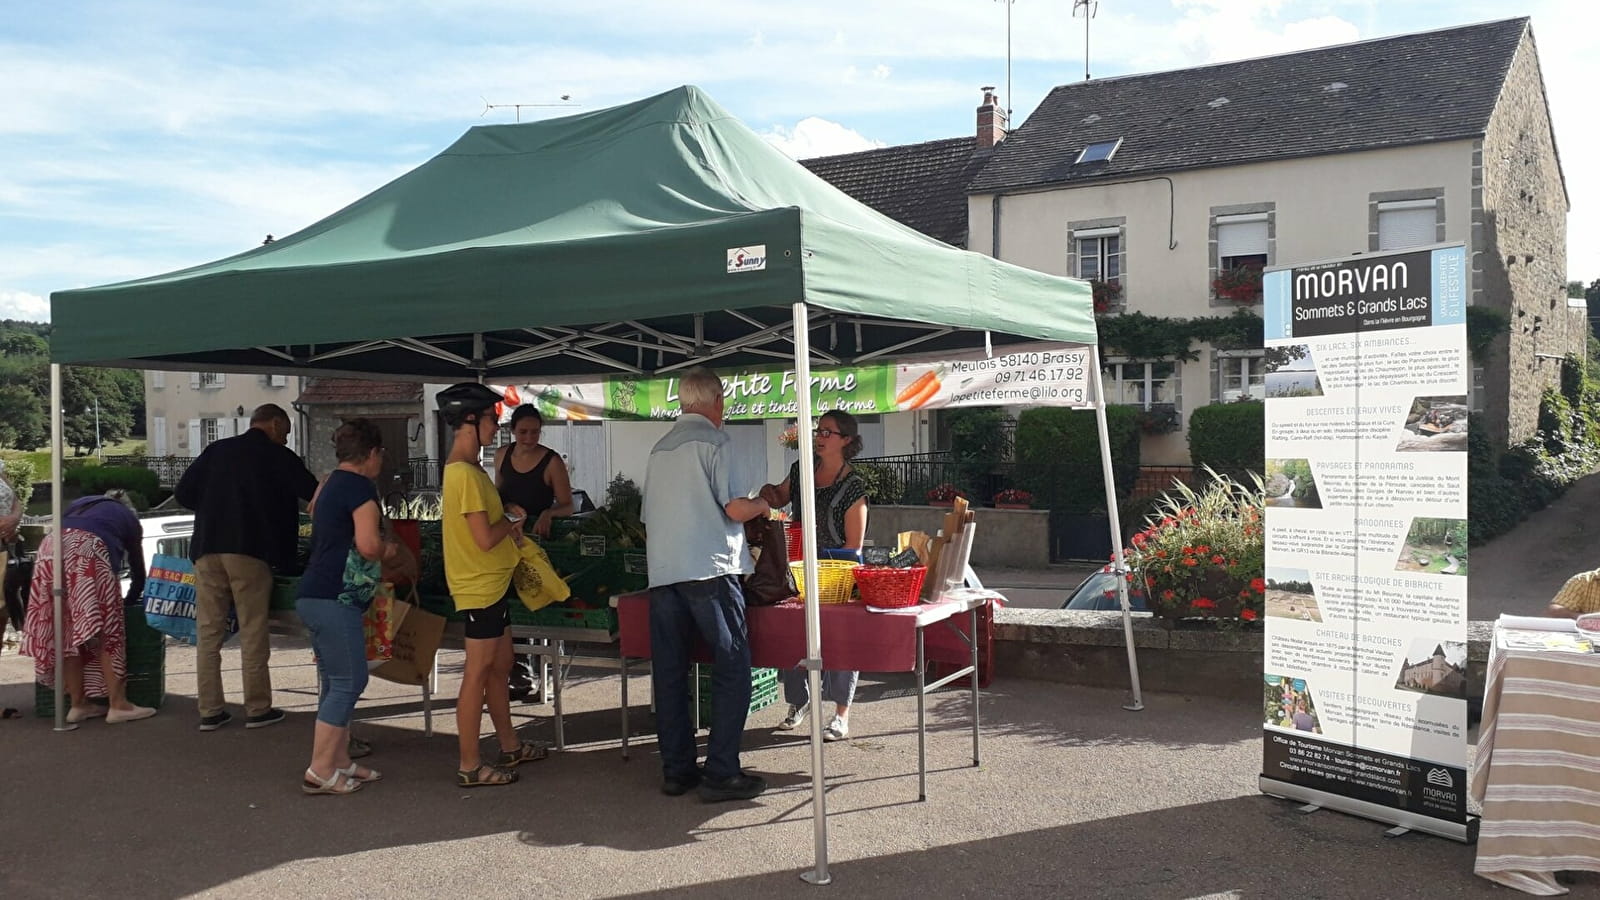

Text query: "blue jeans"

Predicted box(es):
[297, 597, 369, 728]
[649, 576, 751, 781]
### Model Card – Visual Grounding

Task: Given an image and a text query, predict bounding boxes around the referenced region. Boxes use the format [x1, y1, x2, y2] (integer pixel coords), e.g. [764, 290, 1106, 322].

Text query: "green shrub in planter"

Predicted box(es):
[1188, 401, 1265, 473]
[2, 456, 36, 499]
[1014, 406, 1140, 512]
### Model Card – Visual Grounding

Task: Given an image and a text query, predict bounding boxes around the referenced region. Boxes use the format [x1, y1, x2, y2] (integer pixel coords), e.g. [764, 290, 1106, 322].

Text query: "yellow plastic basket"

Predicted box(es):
[789, 560, 859, 604]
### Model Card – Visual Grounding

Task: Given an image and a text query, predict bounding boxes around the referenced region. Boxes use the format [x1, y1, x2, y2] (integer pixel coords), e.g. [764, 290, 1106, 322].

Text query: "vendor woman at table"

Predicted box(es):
[759, 410, 868, 743]
[493, 404, 575, 701]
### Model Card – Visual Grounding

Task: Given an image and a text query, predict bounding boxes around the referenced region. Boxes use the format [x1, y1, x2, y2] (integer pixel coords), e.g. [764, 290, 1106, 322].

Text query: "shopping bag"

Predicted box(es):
[742, 518, 796, 606]
[362, 582, 405, 666]
[370, 602, 444, 686]
[513, 540, 570, 612]
[143, 553, 236, 645]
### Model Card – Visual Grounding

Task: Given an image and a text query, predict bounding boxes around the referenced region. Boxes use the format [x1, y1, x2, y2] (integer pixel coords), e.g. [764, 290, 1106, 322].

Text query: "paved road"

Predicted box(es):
[3, 636, 1566, 899]
[972, 563, 1100, 609]
[1466, 468, 1600, 620]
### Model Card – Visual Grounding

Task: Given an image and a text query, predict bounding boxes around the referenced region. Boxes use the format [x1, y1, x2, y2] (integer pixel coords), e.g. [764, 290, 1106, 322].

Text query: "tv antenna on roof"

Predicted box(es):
[480, 95, 577, 121]
[1073, 0, 1098, 81]
[994, 0, 1014, 121]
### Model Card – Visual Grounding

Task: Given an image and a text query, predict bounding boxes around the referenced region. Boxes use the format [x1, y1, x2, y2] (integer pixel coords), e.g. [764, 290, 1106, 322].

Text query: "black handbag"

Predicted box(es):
[742, 518, 797, 606]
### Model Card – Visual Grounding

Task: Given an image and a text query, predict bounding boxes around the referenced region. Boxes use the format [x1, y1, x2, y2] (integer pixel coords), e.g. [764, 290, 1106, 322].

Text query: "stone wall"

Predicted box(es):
[1475, 26, 1571, 448]
[303, 403, 424, 478]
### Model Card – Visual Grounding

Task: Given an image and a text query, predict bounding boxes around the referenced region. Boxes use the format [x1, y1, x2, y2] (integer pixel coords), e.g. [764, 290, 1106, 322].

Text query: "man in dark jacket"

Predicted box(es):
[175, 403, 317, 731]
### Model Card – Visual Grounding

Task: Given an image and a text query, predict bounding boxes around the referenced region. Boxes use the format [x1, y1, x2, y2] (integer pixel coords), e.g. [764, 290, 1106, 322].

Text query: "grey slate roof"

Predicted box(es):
[801, 137, 990, 248]
[969, 18, 1529, 193]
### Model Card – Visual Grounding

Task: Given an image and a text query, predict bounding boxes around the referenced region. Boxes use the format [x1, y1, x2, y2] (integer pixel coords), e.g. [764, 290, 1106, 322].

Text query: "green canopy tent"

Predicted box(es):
[47, 85, 1141, 885]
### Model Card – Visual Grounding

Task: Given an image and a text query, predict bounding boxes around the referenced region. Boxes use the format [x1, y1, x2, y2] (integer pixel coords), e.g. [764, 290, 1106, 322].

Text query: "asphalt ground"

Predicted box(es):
[4, 633, 1581, 900]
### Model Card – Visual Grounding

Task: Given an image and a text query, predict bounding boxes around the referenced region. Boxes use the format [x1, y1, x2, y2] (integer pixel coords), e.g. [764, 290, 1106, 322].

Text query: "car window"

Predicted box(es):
[155, 536, 191, 558]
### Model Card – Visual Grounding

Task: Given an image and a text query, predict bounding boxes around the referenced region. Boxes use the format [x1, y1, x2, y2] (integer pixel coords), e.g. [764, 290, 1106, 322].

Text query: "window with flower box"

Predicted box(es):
[1101, 360, 1181, 409]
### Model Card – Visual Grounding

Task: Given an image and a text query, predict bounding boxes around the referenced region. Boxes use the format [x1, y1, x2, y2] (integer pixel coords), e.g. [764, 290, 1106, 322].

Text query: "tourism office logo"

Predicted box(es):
[1425, 768, 1454, 788]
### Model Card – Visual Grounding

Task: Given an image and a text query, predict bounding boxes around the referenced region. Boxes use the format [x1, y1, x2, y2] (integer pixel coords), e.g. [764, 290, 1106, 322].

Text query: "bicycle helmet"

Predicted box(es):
[437, 382, 503, 428]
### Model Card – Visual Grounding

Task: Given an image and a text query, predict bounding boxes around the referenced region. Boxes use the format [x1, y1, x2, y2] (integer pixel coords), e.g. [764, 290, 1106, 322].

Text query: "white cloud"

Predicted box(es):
[0, 289, 49, 322]
[762, 118, 885, 160]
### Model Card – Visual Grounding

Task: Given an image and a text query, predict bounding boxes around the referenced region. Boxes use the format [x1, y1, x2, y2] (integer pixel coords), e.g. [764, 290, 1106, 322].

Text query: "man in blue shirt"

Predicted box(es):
[643, 367, 769, 802]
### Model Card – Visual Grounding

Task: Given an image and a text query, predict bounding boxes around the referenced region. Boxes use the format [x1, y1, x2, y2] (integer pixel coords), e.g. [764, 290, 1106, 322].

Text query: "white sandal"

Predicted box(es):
[339, 763, 382, 783]
[303, 767, 364, 795]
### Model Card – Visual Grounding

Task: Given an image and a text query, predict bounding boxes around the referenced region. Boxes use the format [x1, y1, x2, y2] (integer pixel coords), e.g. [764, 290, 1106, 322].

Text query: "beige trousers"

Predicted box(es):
[193, 554, 274, 717]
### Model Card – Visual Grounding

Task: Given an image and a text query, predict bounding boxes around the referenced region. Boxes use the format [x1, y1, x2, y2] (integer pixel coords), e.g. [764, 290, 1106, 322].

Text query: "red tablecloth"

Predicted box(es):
[616, 593, 992, 674]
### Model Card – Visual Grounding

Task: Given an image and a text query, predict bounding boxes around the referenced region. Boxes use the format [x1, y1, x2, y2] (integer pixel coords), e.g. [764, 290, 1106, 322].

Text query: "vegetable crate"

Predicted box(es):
[695, 666, 780, 722]
[509, 603, 619, 632]
[36, 604, 165, 717]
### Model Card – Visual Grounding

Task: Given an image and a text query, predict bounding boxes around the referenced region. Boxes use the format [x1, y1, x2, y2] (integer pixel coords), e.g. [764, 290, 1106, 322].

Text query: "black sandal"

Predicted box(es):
[495, 740, 551, 767]
[456, 764, 519, 787]
[1, 708, 19, 720]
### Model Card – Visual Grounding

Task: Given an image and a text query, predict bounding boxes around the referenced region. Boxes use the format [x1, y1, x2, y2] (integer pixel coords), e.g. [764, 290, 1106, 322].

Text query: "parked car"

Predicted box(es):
[1060, 567, 1148, 612]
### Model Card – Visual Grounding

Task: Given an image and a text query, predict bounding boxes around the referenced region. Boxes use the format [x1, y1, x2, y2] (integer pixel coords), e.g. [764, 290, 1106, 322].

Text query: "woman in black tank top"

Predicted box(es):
[493, 405, 575, 539]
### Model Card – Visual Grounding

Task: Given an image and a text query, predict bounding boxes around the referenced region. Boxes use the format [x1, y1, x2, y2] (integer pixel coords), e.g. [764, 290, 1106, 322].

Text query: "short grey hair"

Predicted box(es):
[677, 367, 724, 411]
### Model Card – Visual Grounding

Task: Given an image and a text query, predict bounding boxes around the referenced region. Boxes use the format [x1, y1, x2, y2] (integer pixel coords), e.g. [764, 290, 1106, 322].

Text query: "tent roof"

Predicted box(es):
[50, 86, 1093, 379]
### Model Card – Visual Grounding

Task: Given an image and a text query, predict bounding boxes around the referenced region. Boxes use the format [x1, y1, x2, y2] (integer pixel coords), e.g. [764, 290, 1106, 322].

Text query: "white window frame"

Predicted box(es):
[152, 371, 165, 389]
[1075, 231, 1121, 283]
[152, 416, 168, 456]
[1215, 350, 1267, 403]
[1101, 359, 1181, 410]
[198, 372, 225, 389]
[201, 417, 220, 447]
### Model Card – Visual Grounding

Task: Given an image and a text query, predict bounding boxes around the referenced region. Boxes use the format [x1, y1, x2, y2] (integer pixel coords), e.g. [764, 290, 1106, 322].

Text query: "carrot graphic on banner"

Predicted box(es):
[896, 366, 945, 409]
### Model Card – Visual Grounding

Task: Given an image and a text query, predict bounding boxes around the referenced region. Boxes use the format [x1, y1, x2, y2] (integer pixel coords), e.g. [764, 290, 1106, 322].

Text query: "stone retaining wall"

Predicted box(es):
[994, 608, 1493, 703]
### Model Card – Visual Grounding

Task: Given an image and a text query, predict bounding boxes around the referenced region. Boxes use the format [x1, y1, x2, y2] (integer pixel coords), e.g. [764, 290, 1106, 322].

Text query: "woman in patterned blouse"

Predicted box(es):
[759, 411, 868, 742]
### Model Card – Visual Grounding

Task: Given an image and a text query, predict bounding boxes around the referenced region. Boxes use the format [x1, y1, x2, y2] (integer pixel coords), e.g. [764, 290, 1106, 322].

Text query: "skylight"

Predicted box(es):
[1075, 138, 1121, 164]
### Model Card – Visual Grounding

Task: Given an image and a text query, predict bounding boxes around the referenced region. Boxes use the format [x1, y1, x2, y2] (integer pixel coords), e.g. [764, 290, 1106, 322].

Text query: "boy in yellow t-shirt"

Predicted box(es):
[436, 383, 546, 788]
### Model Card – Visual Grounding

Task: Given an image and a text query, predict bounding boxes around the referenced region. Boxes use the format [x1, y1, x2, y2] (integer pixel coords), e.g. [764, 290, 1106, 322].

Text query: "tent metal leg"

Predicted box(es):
[792, 301, 832, 887]
[620, 654, 630, 760]
[1089, 347, 1144, 712]
[970, 606, 980, 766]
[49, 364, 72, 733]
[917, 627, 927, 801]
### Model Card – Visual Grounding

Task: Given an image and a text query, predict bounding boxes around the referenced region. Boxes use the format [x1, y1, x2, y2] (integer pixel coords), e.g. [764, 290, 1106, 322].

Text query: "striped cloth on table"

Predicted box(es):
[1472, 640, 1600, 896]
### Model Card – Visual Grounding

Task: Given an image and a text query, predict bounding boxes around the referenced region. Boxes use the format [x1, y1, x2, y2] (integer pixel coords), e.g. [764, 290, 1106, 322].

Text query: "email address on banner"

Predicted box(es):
[948, 386, 1084, 404]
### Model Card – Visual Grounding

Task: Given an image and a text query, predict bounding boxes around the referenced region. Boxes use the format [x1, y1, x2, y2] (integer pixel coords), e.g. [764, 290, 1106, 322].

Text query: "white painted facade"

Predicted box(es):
[144, 370, 301, 457]
[970, 140, 1476, 463]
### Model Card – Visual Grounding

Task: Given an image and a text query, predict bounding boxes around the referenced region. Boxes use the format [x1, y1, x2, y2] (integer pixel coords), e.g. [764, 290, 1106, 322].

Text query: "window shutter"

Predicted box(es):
[1209, 352, 1222, 403]
[214, 372, 226, 389]
[187, 418, 201, 451]
[270, 374, 287, 387]
[189, 373, 200, 389]
[1217, 220, 1268, 258]
[152, 417, 167, 456]
[1378, 204, 1436, 251]
[152, 371, 165, 389]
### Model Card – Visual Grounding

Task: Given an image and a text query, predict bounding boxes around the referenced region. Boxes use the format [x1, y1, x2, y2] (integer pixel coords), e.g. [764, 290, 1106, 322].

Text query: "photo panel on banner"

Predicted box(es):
[1259, 244, 1472, 841]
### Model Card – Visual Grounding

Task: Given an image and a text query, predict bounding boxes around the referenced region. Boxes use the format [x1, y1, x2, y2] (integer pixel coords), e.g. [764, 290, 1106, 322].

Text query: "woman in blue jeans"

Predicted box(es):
[296, 419, 403, 795]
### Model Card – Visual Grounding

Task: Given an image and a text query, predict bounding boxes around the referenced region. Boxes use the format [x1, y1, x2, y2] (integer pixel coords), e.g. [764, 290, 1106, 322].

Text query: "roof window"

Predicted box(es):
[1075, 138, 1122, 164]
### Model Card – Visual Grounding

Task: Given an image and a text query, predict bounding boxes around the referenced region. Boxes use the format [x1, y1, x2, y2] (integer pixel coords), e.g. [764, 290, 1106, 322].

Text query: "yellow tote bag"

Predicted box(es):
[513, 540, 571, 612]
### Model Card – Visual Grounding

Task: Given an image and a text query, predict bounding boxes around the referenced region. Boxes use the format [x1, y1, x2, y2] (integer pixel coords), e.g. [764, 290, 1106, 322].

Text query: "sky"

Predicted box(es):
[3, 0, 1594, 323]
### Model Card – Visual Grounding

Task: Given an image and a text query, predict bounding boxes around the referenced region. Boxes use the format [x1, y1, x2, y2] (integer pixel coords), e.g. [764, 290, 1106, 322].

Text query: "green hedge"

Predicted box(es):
[1187, 401, 1265, 473]
[63, 465, 160, 506]
[1014, 406, 1140, 512]
[852, 462, 905, 506]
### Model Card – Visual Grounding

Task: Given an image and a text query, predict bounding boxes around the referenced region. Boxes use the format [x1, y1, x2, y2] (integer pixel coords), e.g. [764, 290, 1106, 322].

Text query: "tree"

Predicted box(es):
[1586, 278, 1600, 339]
[0, 330, 47, 357]
[1571, 280, 1587, 299]
[62, 366, 136, 455]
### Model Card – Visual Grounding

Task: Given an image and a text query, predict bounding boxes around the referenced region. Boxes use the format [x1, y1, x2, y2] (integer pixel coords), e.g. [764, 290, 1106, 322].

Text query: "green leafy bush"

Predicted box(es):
[1014, 406, 1140, 512]
[63, 465, 159, 503]
[2, 456, 37, 499]
[851, 462, 905, 506]
[945, 408, 1014, 497]
[1187, 401, 1265, 473]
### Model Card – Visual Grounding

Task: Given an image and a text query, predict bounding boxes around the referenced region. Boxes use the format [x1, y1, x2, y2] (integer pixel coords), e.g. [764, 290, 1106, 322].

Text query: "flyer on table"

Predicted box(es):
[1260, 245, 1470, 829]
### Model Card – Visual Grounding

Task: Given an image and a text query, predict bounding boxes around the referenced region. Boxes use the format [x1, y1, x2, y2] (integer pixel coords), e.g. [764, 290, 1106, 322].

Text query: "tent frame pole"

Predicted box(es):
[50, 364, 73, 732]
[792, 302, 832, 887]
[1089, 346, 1144, 712]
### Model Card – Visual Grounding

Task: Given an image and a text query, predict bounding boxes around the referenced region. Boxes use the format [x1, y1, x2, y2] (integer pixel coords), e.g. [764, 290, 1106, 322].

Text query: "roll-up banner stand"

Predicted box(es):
[1257, 243, 1476, 842]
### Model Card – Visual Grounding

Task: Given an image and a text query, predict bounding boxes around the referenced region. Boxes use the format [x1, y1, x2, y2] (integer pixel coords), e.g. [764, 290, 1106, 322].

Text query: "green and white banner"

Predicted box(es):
[493, 342, 1092, 421]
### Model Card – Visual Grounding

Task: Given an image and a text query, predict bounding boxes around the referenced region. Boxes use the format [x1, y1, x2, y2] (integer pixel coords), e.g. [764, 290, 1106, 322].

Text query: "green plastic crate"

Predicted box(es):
[270, 575, 301, 611]
[698, 678, 780, 722]
[36, 606, 166, 717]
[509, 603, 619, 632]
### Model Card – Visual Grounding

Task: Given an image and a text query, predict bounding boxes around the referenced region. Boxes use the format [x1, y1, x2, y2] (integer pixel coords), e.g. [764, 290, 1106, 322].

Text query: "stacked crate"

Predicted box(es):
[695, 665, 779, 723]
[36, 604, 166, 717]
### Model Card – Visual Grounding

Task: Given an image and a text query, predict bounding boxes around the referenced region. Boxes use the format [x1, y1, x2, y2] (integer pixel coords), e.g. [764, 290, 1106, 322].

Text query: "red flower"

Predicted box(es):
[1192, 597, 1217, 610]
[1132, 533, 1147, 548]
[1155, 549, 1168, 559]
[1211, 555, 1226, 565]
[1183, 558, 1199, 567]
[1196, 545, 1210, 553]
[1241, 608, 1258, 622]
[1161, 590, 1175, 600]
[1239, 589, 1250, 598]
[1251, 577, 1267, 593]
[1181, 546, 1194, 555]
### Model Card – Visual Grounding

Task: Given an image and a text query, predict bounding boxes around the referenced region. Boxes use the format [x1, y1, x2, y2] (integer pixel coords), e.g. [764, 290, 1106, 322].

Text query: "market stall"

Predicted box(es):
[46, 85, 1138, 885]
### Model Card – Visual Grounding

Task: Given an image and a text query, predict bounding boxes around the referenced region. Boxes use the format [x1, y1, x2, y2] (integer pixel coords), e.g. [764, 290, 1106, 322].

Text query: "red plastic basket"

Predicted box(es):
[784, 521, 804, 562]
[852, 566, 927, 609]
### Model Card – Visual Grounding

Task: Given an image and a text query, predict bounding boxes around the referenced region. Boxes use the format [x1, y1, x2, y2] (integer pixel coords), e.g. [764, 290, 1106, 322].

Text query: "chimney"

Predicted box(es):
[976, 86, 1008, 150]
